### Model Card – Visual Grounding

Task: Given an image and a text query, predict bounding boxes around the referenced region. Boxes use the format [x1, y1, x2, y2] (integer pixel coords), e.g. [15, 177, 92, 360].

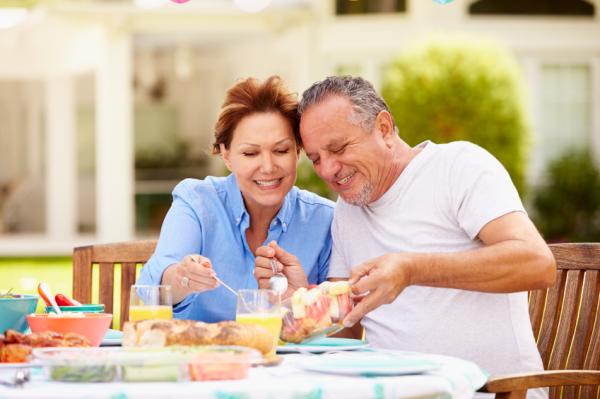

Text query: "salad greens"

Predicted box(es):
[50, 365, 116, 382]
[0, 288, 20, 298]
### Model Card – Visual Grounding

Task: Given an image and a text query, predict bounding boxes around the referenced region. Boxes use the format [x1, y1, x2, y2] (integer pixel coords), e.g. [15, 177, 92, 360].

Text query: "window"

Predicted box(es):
[531, 64, 592, 180]
[469, 0, 594, 16]
[336, 0, 406, 15]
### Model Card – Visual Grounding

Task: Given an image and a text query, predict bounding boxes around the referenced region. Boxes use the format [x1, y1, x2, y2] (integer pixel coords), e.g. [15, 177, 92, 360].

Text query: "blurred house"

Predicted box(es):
[0, 0, 598, 255]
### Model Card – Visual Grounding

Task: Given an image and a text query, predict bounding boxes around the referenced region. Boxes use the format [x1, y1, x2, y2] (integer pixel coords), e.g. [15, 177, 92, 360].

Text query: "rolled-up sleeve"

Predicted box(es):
[137, 180, 204, 285]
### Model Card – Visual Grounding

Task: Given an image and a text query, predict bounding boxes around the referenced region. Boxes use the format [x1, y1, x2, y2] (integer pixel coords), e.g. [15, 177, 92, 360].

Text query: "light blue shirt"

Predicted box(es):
[137, 174, 334, 323]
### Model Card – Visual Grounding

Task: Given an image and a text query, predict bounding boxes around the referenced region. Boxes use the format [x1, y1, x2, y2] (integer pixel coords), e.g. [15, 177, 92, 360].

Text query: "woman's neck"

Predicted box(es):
[243, 198, 282, 254]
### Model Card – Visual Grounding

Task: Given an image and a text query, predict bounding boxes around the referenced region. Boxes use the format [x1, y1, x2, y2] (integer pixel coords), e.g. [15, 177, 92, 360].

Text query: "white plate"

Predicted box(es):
[0, 362, 40, 369]
[277, 338, 368, 353]
[296, 352, 439, 376]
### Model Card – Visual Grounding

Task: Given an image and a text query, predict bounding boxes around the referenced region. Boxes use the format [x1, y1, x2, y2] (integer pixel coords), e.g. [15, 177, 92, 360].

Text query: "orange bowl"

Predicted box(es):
[26, 313, 113, 346]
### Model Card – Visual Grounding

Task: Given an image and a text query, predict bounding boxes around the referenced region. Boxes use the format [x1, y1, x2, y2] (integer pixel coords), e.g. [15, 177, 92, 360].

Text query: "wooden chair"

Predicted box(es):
[481, 243, 600, 399]
[72, 240, 157, 329]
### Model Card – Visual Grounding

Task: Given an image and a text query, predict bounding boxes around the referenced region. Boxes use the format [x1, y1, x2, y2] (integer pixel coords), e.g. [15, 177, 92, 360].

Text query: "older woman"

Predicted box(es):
[136, 76, 334, 322]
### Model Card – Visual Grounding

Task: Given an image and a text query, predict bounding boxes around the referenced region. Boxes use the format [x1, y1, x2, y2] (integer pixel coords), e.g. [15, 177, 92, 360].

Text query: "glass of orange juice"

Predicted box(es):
[129, 285, 173, 322]
[235, 289, 282, 358]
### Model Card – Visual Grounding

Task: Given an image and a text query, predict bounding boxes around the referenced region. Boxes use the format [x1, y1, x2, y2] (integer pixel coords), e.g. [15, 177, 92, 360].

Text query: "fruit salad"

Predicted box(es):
[280, 281, 353, 343]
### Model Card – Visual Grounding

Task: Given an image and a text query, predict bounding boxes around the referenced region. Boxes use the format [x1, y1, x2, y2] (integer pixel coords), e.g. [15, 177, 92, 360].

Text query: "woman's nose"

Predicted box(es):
[260, 153, 275, 173]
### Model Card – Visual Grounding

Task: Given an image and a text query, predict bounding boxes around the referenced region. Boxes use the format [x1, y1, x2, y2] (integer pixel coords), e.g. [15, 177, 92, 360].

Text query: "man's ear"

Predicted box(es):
[220, 143, 233, 172]
[376, 111, 395, 148]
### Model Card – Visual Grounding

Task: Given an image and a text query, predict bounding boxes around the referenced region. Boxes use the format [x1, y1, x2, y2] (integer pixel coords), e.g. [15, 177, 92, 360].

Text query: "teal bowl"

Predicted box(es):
[46, 304, 105, 314]
[0, 295, 39, 334]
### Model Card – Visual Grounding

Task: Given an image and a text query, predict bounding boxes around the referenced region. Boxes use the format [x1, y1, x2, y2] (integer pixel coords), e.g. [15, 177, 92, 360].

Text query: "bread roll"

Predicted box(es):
[122, 319, 274, 356]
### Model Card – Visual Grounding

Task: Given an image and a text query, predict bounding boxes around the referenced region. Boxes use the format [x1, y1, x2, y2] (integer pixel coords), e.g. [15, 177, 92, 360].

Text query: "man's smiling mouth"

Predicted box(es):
[336, 171, 356, 186]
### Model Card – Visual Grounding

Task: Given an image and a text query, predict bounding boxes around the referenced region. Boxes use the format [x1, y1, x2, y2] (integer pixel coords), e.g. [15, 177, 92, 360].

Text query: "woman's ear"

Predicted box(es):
[220, 143, 233, 171]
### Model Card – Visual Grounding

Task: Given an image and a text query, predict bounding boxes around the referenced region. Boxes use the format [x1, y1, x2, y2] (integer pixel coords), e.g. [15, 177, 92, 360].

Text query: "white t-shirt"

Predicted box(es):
[328, 141, 545, 399]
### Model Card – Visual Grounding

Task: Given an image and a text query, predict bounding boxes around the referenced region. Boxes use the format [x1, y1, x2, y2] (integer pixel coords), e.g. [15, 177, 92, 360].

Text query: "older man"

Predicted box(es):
[255, 76, 555, 398]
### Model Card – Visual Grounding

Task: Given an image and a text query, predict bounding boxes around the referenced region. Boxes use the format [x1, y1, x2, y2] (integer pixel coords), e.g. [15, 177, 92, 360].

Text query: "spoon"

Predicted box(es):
[269, 258, 288, 294]
[189, 258, 252, 311]
[37, 282, 62, 314]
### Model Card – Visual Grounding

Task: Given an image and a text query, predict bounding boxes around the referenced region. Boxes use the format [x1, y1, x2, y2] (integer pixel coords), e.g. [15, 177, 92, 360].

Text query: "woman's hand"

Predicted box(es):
[162, 254, 219, 304]
[254, 241, 308, 298]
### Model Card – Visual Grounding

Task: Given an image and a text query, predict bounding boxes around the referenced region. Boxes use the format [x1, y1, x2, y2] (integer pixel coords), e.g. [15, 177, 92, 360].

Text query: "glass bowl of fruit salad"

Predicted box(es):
[280, 281, 353, 344]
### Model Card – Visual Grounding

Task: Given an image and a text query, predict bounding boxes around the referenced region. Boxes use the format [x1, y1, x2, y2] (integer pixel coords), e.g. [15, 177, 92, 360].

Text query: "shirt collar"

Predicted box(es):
[225, 174, 296, 232]
[225, 174, 247, 226]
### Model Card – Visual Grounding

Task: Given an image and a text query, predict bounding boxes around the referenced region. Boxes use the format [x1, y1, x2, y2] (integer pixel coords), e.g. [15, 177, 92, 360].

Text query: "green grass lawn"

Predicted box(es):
[0, 257, 130, 327]
[0, 257, 72, 309]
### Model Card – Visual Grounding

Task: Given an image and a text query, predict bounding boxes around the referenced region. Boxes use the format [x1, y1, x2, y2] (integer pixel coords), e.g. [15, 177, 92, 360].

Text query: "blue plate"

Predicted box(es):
[101, 329, 123, 346]
[297, 352, 439, 376]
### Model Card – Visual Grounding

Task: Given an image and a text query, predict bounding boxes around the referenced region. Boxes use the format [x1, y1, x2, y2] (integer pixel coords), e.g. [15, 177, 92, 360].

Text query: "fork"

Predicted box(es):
[0, 369, 30, 388]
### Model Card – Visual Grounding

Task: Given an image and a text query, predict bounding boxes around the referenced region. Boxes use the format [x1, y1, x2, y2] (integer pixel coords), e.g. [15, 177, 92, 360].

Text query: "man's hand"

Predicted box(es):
[254, 241, 308, 297]
[162, 254, 218, 304]
[343, 253, 414, 327]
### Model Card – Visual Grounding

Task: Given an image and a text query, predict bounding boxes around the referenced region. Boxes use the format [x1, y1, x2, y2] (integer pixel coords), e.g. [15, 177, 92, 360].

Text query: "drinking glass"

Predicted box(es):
[235, 289, 282, 358]
[129, 285, 173, 322]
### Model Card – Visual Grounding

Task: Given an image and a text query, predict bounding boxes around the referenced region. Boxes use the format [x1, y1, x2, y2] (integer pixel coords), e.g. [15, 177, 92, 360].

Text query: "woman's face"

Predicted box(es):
[221, 112, 299, 215]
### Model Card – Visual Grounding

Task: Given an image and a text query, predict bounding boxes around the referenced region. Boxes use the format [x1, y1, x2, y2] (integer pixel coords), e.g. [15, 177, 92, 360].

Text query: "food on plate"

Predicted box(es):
[188, 352, 250, 381]
[121, 362, 180, 382]
[50, 364, 117, 382]
[318, 281, 353, 322]
[0, 330, 90, 363]
[34, 347, 119, 382]
[0, 344, 31, 363]
[280, 281, 353, 343]
[119, 347, 192, 382]
[122, 319, 274, 356]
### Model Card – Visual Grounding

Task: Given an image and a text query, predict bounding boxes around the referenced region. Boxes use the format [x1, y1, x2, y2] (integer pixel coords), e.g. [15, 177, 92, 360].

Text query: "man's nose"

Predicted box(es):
[319, 155, 341, 181]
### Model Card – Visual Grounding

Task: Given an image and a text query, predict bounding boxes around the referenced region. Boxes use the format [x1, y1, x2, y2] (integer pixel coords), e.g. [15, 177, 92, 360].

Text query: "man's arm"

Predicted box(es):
[344, 211, 556, 327]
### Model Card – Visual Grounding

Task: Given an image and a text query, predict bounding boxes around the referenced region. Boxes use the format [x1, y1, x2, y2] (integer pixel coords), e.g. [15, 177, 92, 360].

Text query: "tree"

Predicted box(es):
[532, 150, 600, 242]
[382, 36, 530, 194]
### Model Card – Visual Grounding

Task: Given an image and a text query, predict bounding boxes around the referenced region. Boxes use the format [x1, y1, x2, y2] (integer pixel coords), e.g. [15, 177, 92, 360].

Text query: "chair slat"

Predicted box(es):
[562, 385, 576, 399]
[583, 272, 600, 371]
[548, 270, 581, 370]
[529, 289, 547, 341]
[120, 262, 138, 329]
[72, 246, 93, 304]
[538, 269, 565, 368]
[567, 270, 599, 370]
[579, 384, 599, 399]
[98, 262, 115, 316]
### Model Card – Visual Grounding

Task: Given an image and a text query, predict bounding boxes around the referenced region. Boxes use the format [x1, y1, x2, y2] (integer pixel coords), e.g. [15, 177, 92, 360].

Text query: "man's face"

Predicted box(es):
[300, 95, 391, 206]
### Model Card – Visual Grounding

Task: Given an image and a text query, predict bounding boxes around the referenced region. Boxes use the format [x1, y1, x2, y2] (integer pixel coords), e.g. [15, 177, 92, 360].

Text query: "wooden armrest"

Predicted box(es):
[479, 370, 600, 393]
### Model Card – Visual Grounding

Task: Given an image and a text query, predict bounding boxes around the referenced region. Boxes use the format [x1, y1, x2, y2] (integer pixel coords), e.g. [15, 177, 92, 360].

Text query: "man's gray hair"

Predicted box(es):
[298, 76, 396, 133]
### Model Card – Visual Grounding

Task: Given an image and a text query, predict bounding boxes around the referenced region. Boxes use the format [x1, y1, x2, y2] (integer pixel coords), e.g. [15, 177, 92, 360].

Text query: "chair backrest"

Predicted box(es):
[72, 240, 157, 329]
[529, 243, 600, 399]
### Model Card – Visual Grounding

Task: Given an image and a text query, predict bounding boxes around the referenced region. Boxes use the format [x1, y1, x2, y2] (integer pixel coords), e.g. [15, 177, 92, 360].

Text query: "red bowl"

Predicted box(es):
[26, 313, 113, 346]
